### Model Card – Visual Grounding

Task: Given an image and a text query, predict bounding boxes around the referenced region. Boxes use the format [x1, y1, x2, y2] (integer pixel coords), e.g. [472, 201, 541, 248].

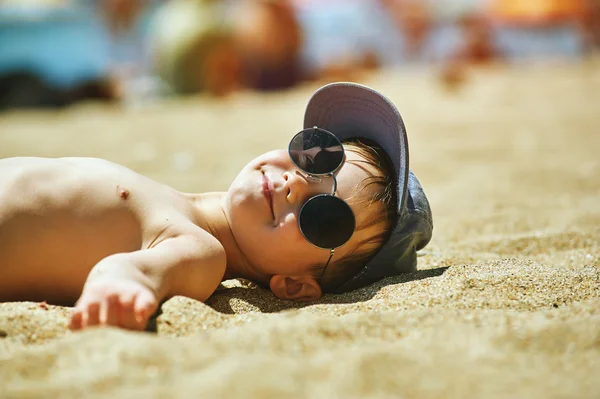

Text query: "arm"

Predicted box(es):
[90, 232, 226, 301]
[72, 231, 226, 330]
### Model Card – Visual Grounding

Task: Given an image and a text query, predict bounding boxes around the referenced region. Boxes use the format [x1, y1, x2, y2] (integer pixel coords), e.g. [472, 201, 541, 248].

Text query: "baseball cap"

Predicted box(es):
[304, 82, 433, 293]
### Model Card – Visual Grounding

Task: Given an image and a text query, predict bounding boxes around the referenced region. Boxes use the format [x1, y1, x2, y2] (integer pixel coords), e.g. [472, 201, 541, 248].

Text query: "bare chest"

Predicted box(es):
[0, 158, 185, 284]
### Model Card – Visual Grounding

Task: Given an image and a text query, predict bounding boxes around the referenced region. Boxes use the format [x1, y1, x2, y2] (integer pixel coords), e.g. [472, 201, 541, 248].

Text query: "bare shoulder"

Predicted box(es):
[0, 156, 172, 215]
[0, 156, 124, 177]
[174, 226, 226, 267]
[152, 225, 227, 301]
[0, 156, 143, 199]
[0, 157, 68, 189]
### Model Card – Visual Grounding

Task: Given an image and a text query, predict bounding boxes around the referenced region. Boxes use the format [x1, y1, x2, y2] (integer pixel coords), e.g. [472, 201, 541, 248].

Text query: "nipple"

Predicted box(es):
[117, 185, 130, 200]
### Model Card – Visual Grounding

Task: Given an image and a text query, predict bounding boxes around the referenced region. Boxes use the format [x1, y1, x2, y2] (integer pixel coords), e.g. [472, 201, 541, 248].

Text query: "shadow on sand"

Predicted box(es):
[205, 266, 449, 315]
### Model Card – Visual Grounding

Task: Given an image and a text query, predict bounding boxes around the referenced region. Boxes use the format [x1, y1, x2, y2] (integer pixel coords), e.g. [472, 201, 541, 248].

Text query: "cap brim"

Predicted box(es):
[304, 82, 409, 215]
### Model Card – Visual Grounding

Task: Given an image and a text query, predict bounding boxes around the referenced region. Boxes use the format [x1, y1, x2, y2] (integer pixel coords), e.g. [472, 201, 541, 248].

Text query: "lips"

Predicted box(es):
[262, 173, 275, 219]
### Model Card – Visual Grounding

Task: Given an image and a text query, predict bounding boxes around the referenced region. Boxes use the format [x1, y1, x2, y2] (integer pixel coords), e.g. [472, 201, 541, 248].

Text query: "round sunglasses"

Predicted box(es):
[288, 127, 356, 278]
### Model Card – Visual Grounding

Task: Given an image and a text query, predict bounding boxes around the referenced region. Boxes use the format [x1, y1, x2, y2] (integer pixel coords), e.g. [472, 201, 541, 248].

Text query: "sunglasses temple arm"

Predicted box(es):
[320, 248, 335, 279]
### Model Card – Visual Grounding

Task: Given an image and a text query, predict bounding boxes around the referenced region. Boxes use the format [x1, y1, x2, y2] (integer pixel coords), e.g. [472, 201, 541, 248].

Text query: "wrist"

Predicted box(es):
[88, 255, 167, 301]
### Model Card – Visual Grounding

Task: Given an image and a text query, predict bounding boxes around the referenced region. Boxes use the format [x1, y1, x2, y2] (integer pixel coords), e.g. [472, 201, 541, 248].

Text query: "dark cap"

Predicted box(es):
[304, 82, 433, 293]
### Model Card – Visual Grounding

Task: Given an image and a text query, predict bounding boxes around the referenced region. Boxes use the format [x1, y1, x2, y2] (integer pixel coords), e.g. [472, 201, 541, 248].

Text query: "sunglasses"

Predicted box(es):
[288, 127, 356, 278]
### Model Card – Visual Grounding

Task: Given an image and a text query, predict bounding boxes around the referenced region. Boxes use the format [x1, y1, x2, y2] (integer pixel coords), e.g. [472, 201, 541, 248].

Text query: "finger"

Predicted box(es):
[134, 291, 158, 328]
[104, 294, 119, 326]
[86, 302, 101, 328]
[118, 293, 139, 330]
[70, 309, 83, 331]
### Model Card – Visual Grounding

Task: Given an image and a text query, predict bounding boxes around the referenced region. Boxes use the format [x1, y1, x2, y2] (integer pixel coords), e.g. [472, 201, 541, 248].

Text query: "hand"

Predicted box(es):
[70, 278, 158, 331]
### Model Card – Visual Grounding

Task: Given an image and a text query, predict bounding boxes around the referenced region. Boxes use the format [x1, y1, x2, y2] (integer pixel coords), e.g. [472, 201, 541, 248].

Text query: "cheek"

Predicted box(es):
[225, 182, 262, 234]
[226, 182, 253, 215]
[278, 212, 309, 247]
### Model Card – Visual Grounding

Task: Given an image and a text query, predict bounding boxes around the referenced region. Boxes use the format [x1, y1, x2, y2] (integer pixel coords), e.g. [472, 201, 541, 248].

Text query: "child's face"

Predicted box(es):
[225, 145, 384, 279]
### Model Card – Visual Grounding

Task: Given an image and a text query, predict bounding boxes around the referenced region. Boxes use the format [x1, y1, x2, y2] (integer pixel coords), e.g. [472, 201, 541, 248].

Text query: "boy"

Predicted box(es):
[0, 83, 433, 331]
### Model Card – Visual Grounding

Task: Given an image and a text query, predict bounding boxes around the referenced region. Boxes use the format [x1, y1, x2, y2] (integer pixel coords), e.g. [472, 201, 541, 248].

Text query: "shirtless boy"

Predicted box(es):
[0, 83, 433, 331]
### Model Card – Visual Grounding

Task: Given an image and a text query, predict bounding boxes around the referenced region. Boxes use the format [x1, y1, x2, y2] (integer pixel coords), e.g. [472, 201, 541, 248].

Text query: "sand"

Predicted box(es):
[0, 60, 599, 399]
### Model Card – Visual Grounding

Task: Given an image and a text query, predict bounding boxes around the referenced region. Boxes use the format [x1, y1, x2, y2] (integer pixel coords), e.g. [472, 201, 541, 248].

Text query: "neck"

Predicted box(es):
[186, 191, 268, 284]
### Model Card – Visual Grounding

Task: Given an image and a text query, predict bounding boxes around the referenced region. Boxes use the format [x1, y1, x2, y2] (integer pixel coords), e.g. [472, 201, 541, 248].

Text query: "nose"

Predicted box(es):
[283, 170, 314, 205]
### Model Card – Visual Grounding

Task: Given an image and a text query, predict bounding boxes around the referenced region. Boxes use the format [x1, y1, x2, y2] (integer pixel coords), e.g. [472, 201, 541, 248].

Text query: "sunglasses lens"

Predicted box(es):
[299, 195, 355, 249]
[289, 128, 344, 175]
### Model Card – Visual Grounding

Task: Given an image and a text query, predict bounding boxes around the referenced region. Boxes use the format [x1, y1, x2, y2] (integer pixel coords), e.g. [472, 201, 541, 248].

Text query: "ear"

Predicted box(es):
[269, 275, 322, 301]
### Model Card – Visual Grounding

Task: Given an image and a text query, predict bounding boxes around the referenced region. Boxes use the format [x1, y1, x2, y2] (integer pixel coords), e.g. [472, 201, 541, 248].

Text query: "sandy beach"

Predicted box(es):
[0, 61, 599, 398]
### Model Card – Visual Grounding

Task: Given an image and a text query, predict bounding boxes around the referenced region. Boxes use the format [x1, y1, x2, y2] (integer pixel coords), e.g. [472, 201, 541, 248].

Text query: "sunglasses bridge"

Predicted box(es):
[298, 171, 338, 196]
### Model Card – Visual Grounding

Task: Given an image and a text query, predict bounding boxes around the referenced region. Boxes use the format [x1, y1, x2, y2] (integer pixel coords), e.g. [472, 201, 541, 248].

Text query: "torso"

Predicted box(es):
[0, 157, 200, 304]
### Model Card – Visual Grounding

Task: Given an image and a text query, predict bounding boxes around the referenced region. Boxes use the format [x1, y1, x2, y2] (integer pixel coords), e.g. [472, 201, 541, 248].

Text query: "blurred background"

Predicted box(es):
[0, 0, 599, 109]
[2, 4, 600, 396]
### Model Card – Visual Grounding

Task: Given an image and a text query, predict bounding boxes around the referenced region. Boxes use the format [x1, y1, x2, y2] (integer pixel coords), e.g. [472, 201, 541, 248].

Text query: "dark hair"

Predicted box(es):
[315, 138, 398, 293]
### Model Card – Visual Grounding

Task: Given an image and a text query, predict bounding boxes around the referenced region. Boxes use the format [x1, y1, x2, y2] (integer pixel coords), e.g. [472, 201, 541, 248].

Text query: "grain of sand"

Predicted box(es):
[1, 61, 599, 399]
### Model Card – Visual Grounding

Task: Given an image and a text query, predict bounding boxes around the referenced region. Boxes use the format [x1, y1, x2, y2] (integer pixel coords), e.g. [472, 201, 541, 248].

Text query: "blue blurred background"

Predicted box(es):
[0, 0, 598, 110]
